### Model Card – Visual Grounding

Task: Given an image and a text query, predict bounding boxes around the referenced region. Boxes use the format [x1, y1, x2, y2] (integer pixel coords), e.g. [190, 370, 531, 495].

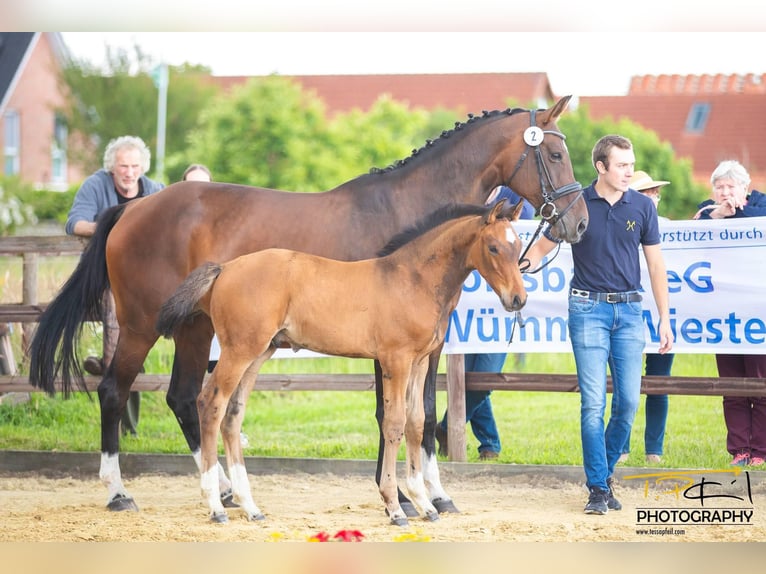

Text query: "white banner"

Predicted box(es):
[443, 217, 766, 355]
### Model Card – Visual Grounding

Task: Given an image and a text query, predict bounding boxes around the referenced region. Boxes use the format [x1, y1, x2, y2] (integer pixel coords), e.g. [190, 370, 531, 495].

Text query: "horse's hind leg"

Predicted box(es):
[97, 330, 155, 511]
[168, 318, 235, 506]
[374, 359, 419, 518]
[219, 352, 273, 522]
[422, 349, 459, 514]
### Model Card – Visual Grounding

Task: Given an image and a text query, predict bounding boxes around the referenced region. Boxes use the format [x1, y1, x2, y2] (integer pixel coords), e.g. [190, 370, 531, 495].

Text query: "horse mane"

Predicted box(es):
[369, 107, 527, 175]
[377, 203, 492, 257]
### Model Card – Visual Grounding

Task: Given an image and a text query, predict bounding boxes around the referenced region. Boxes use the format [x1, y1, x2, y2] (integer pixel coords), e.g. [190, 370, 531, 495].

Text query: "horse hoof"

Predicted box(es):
[210, 511, 229, 524]
[106, 494, 139, 512]
[390, 516, 409, 527]
[432, 498, 460, 514]
[424, 509, 440, 522]
[400, 500, 420, 518]
[221, 489, 239, 508]
[246, 512, 266, 522]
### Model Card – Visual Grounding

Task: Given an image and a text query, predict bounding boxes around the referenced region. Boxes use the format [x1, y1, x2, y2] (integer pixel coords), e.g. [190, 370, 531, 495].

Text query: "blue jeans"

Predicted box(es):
[619, 353, 674, 456]
[439, 353, 505, 454]
[568, 295, 645, 490]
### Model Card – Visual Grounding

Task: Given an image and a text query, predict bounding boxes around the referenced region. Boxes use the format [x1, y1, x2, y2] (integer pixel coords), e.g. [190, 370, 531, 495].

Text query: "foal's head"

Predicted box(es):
[474, 200, 528, 312]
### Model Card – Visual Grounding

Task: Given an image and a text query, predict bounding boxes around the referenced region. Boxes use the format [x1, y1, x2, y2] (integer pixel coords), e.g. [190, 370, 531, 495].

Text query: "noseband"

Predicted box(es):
[505, 109, 583, 227]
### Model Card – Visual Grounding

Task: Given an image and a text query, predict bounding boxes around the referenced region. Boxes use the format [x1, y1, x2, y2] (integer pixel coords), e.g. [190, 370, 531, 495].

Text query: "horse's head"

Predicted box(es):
[497, 96, 588, 244]
[474, 200, 528, 312]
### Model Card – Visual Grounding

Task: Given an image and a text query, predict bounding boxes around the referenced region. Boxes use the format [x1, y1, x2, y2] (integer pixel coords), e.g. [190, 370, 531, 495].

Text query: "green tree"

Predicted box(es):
[59, 44, 218, 183]
[559, 104, 708, 219]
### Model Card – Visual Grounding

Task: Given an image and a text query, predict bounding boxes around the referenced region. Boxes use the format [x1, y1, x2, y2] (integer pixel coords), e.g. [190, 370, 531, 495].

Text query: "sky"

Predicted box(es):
[59, 31, 766, 97]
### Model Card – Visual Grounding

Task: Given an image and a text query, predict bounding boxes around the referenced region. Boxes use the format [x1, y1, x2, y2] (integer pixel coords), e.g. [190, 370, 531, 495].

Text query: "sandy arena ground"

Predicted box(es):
[2, 466, 764, 543]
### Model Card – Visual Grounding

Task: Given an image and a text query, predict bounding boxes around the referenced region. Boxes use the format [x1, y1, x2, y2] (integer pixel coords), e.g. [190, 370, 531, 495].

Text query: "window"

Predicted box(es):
[51, 113, 68, 188]
[3, 110, 20, 176]
[685, 102, 710, 134]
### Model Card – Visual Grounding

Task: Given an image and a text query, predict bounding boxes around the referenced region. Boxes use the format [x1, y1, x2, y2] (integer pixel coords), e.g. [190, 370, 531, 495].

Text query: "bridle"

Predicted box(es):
[505, 108, 583, 274]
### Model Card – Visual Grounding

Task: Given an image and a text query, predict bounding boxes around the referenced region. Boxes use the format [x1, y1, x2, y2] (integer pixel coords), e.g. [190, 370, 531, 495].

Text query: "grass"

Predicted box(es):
[0, 253, 734, 470]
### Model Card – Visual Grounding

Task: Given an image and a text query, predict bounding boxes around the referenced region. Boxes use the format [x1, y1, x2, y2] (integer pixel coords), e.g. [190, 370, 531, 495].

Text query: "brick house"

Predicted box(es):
[0, 32, 85, 191]
[580, 74, 766, 191]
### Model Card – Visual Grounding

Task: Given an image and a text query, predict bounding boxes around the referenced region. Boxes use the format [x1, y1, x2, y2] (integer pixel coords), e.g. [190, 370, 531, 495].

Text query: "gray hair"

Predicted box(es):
[103, 135, 151, 173]
[711, 160, 750, 188]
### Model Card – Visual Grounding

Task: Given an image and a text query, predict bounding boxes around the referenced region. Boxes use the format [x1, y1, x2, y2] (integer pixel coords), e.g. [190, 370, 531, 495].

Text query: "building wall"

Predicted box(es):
[2, 33, 84, 190]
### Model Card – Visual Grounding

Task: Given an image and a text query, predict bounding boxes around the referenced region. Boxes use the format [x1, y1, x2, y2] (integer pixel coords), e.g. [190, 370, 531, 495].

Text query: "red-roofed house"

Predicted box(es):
[581, 74, 766, 190]
[211, 72, 556, 115]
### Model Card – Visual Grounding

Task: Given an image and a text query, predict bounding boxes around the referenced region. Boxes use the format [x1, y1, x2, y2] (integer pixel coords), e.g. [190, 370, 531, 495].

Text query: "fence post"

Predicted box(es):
[21, 252, 38, 354]
[445, 353, 467, 462]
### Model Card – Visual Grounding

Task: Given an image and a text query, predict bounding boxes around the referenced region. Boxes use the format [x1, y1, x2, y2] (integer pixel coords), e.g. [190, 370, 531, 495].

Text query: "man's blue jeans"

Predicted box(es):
[439, 353, 505, 454]
[568, 295, 645, 490]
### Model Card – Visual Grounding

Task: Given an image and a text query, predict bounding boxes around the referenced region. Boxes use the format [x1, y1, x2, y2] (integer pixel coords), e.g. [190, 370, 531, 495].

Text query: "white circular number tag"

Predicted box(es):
[523, 126, 544, 147]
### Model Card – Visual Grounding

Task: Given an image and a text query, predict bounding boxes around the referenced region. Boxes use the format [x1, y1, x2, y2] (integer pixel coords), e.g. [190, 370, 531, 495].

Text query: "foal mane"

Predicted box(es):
[377, 202, 500, 257]
[369, 107, 527, 175]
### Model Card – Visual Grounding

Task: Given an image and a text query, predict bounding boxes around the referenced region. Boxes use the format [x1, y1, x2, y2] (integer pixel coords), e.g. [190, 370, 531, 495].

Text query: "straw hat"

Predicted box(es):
[630, 170, 670, 191]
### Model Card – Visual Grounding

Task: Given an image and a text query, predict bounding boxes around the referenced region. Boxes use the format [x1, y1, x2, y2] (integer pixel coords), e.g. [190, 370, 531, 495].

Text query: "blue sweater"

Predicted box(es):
[65, 169, 164, 235]
[696, 189, 766, 219]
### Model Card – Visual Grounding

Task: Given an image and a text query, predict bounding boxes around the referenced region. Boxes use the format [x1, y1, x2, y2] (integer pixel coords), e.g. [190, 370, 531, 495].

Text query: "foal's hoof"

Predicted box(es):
[246, 512, 266, 522]
[390, 516, 409, 527]
[220, 489, 239, 508]
[432, 497, 460, 514]
[210, 511, 229, 524]
[106, 494, 139, 512]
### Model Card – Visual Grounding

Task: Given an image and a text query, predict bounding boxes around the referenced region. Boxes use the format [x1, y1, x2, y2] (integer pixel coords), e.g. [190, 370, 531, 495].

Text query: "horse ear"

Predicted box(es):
[487, 198, 506, 223]
[510, 200, 524, 222]
[540, 95, 572, 126]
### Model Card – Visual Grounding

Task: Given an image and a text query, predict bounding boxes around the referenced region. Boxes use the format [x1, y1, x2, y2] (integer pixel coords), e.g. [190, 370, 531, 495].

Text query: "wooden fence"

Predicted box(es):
[2, 235, 765, 462]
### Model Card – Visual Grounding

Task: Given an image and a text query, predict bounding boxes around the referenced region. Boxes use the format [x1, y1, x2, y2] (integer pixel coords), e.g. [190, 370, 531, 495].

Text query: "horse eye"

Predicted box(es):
[551, 152, 562, 161]
[489, 245, 499, 254]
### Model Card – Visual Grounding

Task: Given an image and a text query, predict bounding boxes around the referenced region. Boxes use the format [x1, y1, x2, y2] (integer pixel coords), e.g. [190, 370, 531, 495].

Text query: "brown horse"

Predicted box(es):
[28, 96, 587, 516]
[156, 201, 527, 526]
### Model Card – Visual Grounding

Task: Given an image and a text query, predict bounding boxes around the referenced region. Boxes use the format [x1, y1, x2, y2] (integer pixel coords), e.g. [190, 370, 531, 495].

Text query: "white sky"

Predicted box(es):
[60, 32, 766, 97]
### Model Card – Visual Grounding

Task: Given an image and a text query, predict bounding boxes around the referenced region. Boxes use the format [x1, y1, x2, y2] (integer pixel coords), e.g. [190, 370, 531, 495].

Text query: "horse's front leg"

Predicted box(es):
[378, 359, 412, 526]
[420, 349, 459, 513]
[169, 320, 236, 508]
[404, 362, 439, 522]
[374, 360, 419, 518]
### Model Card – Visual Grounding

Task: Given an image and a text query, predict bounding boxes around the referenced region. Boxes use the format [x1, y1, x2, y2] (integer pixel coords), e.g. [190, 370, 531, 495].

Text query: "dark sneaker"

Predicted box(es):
[584, 486, 609, 515]
[434, 425, 448, 457]
[479, 450, 499, 461]
[606, 477, 622, 511]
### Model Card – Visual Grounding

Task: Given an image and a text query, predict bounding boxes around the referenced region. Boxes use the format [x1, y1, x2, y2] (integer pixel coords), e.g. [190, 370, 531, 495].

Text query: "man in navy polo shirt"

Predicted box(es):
[524, 134, 673, 515]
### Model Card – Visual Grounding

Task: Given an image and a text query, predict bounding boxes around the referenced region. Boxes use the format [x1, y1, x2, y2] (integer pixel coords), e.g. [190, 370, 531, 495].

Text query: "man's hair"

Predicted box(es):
[711, 159, 750, 188]
[592, 134, 632, 171]
[103, 135, 151, 173]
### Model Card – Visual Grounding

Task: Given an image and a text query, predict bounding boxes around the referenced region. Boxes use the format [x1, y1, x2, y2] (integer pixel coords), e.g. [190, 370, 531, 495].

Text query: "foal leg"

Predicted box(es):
[421, 349, 459, 513]
[374, 360, 419, 518]
[404, 363, 439, 522]
[169, 319, 236, 507]
[377, 358, 412, 526]
[219, 354, 273, 522]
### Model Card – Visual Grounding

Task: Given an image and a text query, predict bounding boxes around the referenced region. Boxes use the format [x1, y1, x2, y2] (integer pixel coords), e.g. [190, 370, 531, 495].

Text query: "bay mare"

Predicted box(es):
[28, 96, 587, 516]
[156, 201, 527, 526]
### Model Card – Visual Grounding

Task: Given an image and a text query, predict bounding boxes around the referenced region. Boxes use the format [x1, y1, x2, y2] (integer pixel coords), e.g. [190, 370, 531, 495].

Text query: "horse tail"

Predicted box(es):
[155, 262, 223, 338]
[27, 204, 127, 397]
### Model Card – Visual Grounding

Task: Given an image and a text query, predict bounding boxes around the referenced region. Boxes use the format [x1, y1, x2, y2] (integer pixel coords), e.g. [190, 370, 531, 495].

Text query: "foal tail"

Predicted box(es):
[156, 262, 223, 338]
[28, 204, 126, 397]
